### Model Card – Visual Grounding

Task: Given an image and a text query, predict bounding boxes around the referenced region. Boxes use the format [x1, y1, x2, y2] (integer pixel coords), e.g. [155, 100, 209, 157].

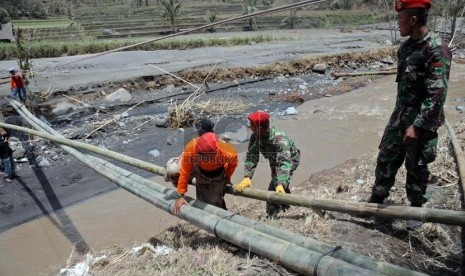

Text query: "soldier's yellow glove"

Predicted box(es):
[236, 177, 251, 192]
[275, 184, 285, 194]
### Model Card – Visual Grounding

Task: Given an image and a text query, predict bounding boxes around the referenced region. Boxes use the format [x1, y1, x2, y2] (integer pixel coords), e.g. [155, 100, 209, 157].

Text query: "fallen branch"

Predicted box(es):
[324, 38, 362, 46]
[84, 101, 144, 139]
[445, 120, 465, 200]
[331, 70, 396, 79]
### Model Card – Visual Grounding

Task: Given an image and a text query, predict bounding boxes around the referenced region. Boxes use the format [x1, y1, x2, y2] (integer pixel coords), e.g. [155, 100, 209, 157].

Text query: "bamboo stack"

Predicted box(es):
[6, 98, 426, 275]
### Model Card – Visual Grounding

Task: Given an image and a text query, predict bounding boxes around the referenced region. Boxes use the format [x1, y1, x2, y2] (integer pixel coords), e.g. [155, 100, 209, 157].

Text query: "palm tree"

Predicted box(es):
[160, 0, 182, 34]
[242, 0, 258, 31]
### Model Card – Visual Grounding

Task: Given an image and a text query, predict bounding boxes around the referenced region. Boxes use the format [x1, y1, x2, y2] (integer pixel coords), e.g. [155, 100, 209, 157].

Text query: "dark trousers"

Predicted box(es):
[192, 165, 228, 210]
[372, 125, 438, 205]
[266, 164, 298, 217]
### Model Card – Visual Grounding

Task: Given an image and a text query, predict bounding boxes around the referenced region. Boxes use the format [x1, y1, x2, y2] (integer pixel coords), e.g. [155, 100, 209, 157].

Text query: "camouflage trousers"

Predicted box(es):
[266, 162, 299, 217]
[372, 125, 438, 206]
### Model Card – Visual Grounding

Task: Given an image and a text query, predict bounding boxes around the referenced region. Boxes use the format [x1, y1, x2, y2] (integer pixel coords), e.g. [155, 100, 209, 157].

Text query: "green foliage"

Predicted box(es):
[14, 28, 31, 87]
[206, 10, 217, 24]
[280, 8, 299, 29]
[2, 0, 49, 19]
[330, 0, 354, 10]
[160, 0, 183, 33]
[11, 19, 72, 28]
[205, 10, 217, 32]
[261, 0, 274, 6]
[0, 35, 275, 60]
[0, 8, 11, 24]
[242, 0, 258, 31]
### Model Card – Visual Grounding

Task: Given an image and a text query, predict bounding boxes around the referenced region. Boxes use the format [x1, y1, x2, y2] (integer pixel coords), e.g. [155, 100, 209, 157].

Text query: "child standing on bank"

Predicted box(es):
[9, 68, 27, 104]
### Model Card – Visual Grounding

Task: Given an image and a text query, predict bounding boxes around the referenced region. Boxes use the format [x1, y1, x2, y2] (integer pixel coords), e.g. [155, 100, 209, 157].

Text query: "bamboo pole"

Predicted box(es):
[331, 70, 396, 79]
[0, 123, 166, 177]
[81, 162, 380, 276]
[94, 156, 424, 276]
[2, 114, 465, 226]
[7, 99, 465, 227]
[445, 120, 465, 196]
[226, 187, 465, 226]
[8, 102, 387, 276]
[87, 155, 418, 276]
[191, 200, 424, 276]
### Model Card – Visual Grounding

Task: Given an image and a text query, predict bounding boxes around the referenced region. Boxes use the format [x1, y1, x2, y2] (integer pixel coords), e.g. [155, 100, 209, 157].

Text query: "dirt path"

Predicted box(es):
[0, 28, 393, 93]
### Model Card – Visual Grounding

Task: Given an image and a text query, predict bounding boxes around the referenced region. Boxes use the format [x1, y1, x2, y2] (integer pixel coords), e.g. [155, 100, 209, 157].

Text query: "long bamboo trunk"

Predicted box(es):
[86, 156, 382, 276]
[0, 122, 166, 176]
[225, 186, 465, 226]
[7, 101, 390, 276]
[445, 120, 465, 196]
[2, 118, 465, 226]
[95, 156, 424, 276]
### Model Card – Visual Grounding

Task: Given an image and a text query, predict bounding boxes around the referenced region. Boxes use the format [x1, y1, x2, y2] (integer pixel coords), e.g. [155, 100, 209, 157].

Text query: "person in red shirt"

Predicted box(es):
[172, 132, 238, 214]
[9, 68, 27, 104]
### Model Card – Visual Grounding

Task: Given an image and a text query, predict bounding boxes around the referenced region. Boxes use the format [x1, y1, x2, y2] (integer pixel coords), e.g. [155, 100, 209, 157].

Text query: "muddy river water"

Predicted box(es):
[0, 64, 464, 276]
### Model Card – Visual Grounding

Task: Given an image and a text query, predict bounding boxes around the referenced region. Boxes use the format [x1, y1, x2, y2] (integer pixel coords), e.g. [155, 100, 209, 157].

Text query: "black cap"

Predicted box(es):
[195, 118, 214, 135]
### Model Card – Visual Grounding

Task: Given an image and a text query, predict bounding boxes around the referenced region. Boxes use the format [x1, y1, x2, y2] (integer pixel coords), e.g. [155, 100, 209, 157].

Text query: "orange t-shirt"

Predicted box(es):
[10, 74, 24, 89]
[177, 138, 238, 195]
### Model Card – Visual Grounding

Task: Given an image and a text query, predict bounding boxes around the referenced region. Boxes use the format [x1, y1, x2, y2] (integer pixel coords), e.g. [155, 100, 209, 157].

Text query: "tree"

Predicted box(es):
[205, 10, 217, 32]
[448, 0, 465, 43]
[0, 8, 11, 25]
[1, 0, 48, 19]
[160, 0, 183, 33]
[383, 0, 397, 44]
[279, 7, 299, 29]
[242, 0, 258, 31]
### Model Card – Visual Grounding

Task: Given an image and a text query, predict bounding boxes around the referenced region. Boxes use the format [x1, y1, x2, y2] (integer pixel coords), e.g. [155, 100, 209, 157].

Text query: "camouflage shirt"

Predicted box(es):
[389, 31, 452, 132]
[244, 126, 300, 187]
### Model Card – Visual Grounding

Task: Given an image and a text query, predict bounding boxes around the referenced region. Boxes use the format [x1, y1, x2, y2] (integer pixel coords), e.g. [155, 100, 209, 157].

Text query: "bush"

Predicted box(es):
[262, 0, 274, 6]
[330, 0, 354, 10]
[0, 8, 11, 24]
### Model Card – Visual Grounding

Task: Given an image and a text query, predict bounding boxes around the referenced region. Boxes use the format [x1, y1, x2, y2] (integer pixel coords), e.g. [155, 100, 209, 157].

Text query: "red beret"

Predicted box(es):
[248, 111, 270, 127]
[196, 132, 218, 154]
[395, 0, 431, 12]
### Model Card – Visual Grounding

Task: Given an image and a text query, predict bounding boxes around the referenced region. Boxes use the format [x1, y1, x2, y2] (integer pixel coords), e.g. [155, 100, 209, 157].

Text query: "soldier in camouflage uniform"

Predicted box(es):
[236, 111, 300, 217]
[368, 0, 452, 210]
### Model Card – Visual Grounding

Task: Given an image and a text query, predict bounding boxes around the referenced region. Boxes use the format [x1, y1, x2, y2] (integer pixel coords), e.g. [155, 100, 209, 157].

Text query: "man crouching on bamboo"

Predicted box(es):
[172, 132, 238, 214]
[236, 111, 301, 218]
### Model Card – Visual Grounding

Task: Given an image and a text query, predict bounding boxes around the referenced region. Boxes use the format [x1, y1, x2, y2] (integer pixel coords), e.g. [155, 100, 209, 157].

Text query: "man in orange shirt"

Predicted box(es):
[164, 118, 215, 186]
[9, 68, 26, 104]
[172, 132, 238, 214]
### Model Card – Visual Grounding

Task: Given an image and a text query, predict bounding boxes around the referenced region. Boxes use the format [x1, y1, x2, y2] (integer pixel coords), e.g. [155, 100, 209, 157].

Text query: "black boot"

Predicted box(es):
[367, 194, 385, 204]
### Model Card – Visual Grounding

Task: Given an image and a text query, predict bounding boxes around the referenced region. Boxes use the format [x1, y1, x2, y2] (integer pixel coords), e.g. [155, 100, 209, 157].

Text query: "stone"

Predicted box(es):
[285, 107, 298, 115]
[51, 102, 79, 116]
[149, 149, 160, 158]
[312, 63, 327, 74]
[105, 88, 132, 102]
